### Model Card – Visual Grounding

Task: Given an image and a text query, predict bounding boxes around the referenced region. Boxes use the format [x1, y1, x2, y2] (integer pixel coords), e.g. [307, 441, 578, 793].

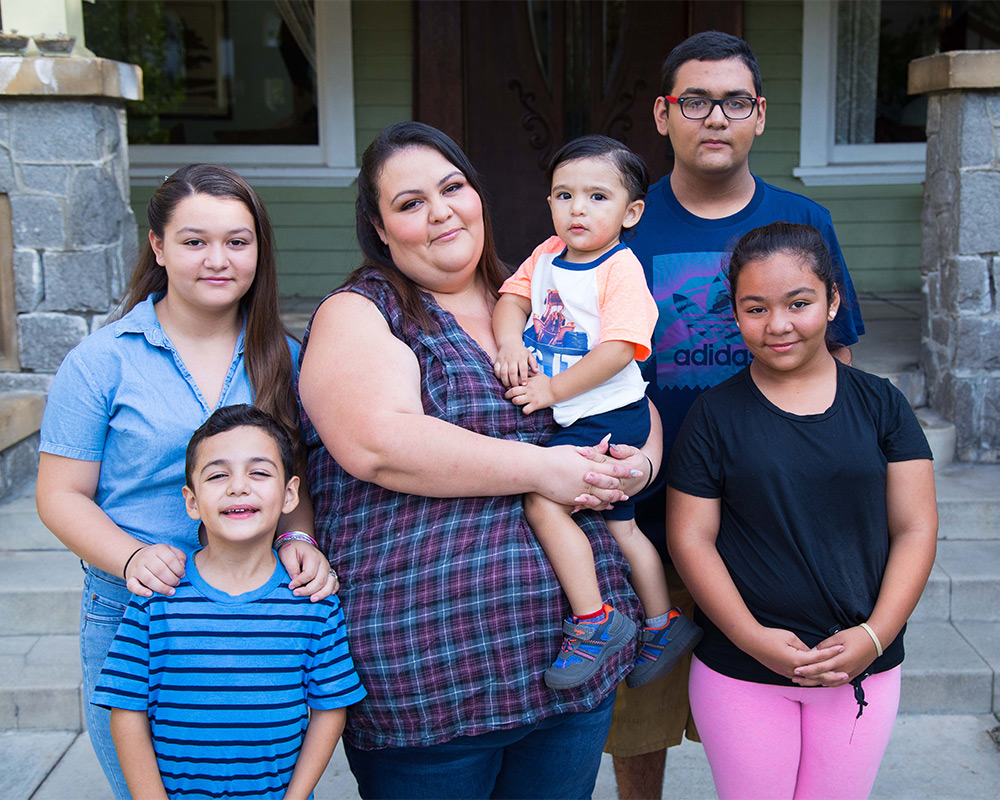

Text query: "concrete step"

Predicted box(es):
[899, 622, 994, 713]
[935, 540, 1000, 620]
[910, 563, 950, 622]
[0, 635, 82, 731]
[0, 551, 82, 636]
[934, 463, 1000, 540]
[883, 367, 927, 410]
[915, 407, 956, 469]
[954, 621, 1000, 713]
[0, 492, 61, 551]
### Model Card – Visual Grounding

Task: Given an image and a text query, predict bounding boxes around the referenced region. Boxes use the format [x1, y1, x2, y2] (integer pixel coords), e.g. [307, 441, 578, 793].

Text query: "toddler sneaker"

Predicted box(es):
[625, 608, 703, 688]
[544, 604, 637, 690]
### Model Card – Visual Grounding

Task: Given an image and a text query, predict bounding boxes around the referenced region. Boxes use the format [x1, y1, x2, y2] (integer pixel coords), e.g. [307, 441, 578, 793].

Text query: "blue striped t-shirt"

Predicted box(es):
[92, 554, 366, 799]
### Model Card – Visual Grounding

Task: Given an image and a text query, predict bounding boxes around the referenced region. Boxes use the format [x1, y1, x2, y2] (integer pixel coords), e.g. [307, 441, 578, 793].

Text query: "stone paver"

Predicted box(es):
[29, 731, 114, 800]
[0, 729, 75, 800]
[7, 714, 1000, 800]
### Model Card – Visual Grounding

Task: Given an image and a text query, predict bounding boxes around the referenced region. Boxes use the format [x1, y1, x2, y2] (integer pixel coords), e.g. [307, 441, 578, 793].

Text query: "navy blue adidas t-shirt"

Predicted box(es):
[628, 175, 865, 553]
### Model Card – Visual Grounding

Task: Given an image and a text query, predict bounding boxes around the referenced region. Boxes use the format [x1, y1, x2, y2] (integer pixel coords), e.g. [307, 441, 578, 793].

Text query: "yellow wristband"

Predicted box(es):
[859, 622, 883, 657]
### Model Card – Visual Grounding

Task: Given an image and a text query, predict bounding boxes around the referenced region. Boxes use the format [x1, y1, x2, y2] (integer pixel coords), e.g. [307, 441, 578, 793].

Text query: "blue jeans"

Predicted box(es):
[344, 692, 615, 799]
[80, 565, 133, 800]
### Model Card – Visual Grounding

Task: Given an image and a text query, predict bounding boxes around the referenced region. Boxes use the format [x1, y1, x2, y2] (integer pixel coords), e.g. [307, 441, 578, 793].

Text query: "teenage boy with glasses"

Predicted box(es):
[603, 30, 866, 799]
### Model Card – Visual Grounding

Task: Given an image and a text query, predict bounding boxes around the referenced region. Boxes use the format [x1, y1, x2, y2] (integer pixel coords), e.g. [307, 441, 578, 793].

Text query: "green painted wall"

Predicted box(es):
[129, 0, 413, 297]
[130, 0, 923, 296]
[744, 0, 924, 292]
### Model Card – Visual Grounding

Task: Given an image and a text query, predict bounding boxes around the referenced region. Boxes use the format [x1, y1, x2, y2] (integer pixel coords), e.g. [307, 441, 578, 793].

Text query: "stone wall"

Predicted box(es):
[1, 97, 137, 382]
[912, 52, 1000, 463]
[0, 56, 141, 498]
[0, 57, 140, 390]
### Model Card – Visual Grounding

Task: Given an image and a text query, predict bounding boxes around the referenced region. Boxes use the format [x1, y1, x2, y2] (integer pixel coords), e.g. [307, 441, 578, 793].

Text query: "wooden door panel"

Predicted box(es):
[415, 0, 743, 266]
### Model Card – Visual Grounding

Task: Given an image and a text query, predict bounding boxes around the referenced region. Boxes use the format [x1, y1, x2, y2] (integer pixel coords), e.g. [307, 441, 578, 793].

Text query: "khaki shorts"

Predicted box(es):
[603, 563, 700, 757]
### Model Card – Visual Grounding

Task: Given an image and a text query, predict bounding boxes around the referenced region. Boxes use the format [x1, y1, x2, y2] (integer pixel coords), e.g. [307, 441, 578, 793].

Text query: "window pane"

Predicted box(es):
[84, 0, 318, 146]
[837, 0, 1000, 146]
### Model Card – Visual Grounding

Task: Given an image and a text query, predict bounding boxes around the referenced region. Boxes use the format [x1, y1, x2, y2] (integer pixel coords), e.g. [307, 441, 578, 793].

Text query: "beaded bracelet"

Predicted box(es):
[274, 531, 318, 550]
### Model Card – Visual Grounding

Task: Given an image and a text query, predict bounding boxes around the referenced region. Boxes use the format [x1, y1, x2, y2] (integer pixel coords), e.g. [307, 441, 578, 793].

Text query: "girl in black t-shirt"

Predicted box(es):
[667, 222, 937, 800]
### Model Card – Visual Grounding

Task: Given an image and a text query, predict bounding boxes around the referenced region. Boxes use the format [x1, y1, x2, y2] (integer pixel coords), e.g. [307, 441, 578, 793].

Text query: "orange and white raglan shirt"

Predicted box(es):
[500, 235, 658, 426]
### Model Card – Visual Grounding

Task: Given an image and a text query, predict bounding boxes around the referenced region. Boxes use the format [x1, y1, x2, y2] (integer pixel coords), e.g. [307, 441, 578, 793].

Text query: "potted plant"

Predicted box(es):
[0, 30, 29, 56]
[34, 33, 76, 56]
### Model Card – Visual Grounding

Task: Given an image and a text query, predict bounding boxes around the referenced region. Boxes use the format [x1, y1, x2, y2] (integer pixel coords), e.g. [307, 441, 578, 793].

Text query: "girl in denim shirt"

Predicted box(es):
[36, 165, 335, 799]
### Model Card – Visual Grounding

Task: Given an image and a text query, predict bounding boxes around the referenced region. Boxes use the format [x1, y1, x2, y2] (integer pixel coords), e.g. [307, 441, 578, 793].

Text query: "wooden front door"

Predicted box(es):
[415, 0, 742, 265]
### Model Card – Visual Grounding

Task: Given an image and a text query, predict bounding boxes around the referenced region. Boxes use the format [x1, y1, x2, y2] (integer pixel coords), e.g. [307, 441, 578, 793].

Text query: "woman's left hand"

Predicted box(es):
[791, 626, 878, 687]
[277, 540, 339, 601]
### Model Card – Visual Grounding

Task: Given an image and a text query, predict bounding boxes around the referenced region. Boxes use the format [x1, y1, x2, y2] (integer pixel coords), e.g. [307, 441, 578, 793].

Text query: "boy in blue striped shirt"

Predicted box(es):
[93, 405, 365, 800]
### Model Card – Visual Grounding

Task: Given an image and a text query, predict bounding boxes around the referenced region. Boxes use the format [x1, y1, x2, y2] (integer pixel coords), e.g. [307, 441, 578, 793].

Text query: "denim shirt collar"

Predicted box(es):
[112, 293, 246, 356]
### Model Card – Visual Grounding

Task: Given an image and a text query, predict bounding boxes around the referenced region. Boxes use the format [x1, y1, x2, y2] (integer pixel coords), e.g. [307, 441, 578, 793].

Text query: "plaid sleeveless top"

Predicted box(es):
[299, 272, 640, 750]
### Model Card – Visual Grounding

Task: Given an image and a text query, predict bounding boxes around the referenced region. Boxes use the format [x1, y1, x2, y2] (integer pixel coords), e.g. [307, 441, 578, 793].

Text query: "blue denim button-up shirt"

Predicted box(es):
[40, 294, 298, 553]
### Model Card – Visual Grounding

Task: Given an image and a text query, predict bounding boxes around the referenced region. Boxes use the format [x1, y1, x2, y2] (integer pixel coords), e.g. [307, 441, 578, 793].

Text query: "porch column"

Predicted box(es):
[909, 51, 1000, 463]
[0, 54, 140, 498]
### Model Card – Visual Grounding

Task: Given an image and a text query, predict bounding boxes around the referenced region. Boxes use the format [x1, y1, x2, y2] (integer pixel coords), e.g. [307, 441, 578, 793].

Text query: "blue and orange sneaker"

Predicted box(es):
[544, 604, 637, 690]
[625, 608, 702, 688]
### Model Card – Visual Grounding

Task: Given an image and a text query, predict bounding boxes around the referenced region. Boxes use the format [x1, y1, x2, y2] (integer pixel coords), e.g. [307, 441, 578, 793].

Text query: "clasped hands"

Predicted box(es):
[494, 343, 649, 510]
[749, 625, 881, 688]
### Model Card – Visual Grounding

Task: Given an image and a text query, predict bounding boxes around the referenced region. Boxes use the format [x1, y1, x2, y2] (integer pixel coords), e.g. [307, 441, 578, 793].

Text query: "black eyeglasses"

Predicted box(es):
[664, 95, 761, 121]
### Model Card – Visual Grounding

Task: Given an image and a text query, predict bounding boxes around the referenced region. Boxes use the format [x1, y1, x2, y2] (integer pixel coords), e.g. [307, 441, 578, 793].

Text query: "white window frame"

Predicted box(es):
[793, 0, 925, 186]
[130, 0, 357, 187]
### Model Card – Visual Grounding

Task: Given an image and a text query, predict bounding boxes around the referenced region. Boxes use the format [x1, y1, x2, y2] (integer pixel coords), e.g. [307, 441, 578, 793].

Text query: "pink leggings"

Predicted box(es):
[689, 656, 900, 800]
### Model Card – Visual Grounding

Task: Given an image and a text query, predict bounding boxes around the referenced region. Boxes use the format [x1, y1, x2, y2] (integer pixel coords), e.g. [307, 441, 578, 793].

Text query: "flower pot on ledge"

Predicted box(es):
[0, 32, 29, 56]
[34, 35, 76, 57]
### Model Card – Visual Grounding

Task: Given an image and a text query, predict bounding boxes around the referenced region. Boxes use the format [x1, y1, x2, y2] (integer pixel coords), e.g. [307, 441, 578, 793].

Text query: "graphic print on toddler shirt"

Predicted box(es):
[524, 288, 591, 378]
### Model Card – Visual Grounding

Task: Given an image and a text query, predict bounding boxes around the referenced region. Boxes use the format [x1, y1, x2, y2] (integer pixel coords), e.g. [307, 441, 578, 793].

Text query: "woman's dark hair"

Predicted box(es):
[185, 404, 294, 488]
[350, 121, 508, 333]
[660, 31, 762, 97]
[727, 222, 841, 317]
[546, 135, 650, 205]
[121, 164, 298, 449]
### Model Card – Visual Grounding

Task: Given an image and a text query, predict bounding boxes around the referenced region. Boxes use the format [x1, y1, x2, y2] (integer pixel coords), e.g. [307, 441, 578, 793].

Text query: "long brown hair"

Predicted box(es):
[121, 164, 298, 443]
[350, 121, 509, 332]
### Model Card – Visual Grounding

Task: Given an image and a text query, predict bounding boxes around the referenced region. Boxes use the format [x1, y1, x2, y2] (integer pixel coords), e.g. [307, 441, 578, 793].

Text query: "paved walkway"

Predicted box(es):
[5, 713, 999, 799]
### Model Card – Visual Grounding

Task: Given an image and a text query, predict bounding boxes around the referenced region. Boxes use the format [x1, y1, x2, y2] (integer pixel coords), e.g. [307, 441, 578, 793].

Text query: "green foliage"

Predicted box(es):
[83, 1, 185, 143]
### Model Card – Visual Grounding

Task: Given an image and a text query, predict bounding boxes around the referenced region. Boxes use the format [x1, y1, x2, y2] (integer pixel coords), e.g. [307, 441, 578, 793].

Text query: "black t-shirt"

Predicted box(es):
[667, 361, 932, 685]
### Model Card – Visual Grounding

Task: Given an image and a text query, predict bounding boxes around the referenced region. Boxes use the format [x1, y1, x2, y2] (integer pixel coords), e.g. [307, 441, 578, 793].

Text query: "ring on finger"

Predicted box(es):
[329, 568, 338, 582]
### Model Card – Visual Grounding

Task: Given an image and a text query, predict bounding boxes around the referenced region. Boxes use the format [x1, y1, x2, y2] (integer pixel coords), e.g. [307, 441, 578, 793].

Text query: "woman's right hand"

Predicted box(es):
[124, 544, 187, 598]
[744, 626, 845, 682]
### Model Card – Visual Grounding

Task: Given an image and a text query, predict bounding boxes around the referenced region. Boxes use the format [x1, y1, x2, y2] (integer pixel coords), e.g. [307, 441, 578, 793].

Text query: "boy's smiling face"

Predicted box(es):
[182, 426, 299, 548]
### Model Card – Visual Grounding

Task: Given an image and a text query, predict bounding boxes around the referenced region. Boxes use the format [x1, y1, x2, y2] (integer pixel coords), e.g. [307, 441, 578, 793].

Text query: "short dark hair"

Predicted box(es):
[185, 404, 294, 488]
[726, 222, 841, 316]
[546, 134, 649, 204]
[660, 31, 762, 97]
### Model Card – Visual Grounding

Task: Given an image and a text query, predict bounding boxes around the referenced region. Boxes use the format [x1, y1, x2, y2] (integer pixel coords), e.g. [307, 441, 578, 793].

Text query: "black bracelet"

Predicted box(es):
[123, 546, 145, 579]
[641, 454, 656, 493]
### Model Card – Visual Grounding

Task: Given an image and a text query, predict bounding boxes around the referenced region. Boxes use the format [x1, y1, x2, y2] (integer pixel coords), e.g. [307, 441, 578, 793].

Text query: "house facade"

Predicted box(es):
[1, 0, 997, 469]
[63, 0, 985, 297]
